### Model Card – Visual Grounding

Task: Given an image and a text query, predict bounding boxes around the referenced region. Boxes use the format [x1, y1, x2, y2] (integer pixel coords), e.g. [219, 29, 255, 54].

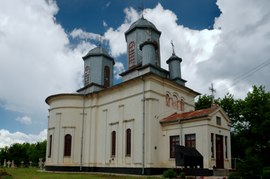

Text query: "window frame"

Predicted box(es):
[180, 98, 184, 111]
[169, 135, 180, 158]
[126, 128, 131, 156]
[48, 134, 52, 158]
[216, 116, 222, 125]
[104, 65, 110, 87]
[185, 134, 196, 148]
[111, 131, 116, 157]
[64, 134, 72, 157]
[128, 41, 136, 68]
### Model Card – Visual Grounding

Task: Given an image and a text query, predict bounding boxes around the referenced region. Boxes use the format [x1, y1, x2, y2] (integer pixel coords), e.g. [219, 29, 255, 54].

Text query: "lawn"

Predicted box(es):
[1, 167, 160, 179]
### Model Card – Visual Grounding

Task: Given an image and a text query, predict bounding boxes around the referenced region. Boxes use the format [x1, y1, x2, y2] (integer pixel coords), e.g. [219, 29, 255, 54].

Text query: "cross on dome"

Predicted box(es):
[171, 40, 175, 55]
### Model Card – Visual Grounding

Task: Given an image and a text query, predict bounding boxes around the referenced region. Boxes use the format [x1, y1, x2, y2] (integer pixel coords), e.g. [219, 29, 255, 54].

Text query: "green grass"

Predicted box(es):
[2, 167, 161, 179]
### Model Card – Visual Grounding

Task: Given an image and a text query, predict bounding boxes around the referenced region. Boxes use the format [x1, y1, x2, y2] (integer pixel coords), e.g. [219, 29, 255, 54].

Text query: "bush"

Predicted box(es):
[262, 167, 270, 179]
[179, 171, 185, 179]
[0, 168, 12, 177]
[163, 168, 177, 179]
[237, 156, 262, 177]
[228, 172, 241, 179]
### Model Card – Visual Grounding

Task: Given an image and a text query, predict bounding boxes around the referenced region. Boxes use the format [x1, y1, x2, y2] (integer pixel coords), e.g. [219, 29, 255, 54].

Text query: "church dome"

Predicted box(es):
[166, 54, 182, 64]
[82, 46, 114, 63]
[125, 17, 161, 35]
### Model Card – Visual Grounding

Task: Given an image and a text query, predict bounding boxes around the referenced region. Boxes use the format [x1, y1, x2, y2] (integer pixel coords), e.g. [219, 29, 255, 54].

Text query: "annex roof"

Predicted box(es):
[160, 104, 219, 123]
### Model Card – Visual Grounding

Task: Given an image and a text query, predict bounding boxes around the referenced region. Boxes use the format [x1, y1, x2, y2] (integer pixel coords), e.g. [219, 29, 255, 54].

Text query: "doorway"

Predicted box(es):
[216, 135, 224, 168]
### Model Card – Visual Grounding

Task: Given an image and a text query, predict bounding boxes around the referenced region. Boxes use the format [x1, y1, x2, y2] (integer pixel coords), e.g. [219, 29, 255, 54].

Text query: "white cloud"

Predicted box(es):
[114, 62, 125, 80]
[103, 20, 108, 28]
[196, 0, 270, 98]
[0, 129, 47, 148]
[0, 0, 91, 119]
[70, 28, 101, 40]
[15, 116, 32, 125]
[103, 7, 139, 57]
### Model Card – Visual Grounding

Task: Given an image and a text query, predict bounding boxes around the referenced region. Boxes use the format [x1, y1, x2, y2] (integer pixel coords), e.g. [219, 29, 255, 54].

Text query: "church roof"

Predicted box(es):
[125, 17, 161, 35]
[82, 46, 115, 63]
[160, 105, 219, 123]
[166, 54, 182, 64]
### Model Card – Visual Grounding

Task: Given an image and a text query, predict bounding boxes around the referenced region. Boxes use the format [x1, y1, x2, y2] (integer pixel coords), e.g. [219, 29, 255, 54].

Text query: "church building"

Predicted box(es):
[45, 17, 231, 175]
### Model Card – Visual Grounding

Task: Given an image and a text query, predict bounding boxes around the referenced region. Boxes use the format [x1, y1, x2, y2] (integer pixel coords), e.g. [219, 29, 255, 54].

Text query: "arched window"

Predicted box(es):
[172, 95, 178, 109]
[111, 131, 116, 156]
[84, 65, 90, 86]
[126, 128, 131, 156]
[104, 66, 110, 87]
[64, 134, 72, 157]
[48, 135, 52, 158]
[166, 94, 171, 107]
[180, 98, 185, 111]
[128, 41, 136, 68]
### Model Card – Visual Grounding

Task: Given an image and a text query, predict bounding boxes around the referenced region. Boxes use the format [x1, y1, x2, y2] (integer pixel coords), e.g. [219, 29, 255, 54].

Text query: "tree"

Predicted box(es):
[0, 140, 47, 167]
[240, 86, 270, 166]
[195, 94, 213, 110]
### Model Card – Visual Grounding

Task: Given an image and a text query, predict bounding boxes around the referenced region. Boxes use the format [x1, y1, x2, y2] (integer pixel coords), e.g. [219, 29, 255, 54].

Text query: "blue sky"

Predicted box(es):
[0, 0, 269, 147]
[55, 0, 220, 31]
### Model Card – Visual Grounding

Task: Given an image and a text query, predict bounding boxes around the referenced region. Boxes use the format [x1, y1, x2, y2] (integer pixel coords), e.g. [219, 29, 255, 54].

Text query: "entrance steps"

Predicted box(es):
[213, 169, 229, 176]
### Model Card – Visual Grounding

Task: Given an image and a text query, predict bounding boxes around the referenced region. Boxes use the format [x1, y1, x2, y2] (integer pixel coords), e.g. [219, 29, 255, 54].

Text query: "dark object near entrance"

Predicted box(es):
[175, 145, 203, 168]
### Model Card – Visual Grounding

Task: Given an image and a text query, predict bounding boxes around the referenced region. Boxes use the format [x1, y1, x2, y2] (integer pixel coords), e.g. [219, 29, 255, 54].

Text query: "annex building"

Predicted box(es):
[45, 17, 231, 175]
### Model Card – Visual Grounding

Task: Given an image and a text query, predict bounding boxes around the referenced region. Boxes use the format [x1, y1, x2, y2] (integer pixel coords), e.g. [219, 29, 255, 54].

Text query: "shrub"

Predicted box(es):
[228, 172, 241, 179]
[163, 168, 177, 179]
[262, 167, 270, 179]
[179, 171, 185, 179]
[0, 168, 12, 177]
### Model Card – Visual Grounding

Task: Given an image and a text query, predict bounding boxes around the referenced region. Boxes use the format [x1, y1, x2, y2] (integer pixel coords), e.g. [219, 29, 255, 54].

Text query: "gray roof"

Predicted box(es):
[166, 54, 182, 64]
[82, 46, 114, 64]
[125, 17, 161, 35]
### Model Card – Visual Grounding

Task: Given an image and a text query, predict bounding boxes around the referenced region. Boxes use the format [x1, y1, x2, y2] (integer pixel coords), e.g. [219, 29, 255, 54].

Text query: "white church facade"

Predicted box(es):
[45, 17, 231, 175]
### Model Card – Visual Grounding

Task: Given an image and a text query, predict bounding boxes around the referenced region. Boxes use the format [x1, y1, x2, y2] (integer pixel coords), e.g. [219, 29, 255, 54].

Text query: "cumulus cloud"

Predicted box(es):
[0, 129, 47, 148]
[196, 0, 270, 98]
[0, 0, 91, 118]
[70, 28, 101, 40]
[114, 62, 125, 79]
[104, 7, 139, 57]
[15, 116, 32, 125]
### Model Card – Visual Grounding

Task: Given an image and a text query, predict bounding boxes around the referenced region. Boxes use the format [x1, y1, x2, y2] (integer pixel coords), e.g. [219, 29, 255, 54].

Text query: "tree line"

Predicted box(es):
[0, 140, 46, 167]
[196, 85, 270, 177]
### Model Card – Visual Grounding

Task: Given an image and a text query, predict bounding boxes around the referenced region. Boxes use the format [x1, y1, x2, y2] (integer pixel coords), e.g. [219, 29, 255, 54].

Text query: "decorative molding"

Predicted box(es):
[144, 97, 159, 101]
[109, 122, 119, 126]
[62, 126, 76, 129]
[123, 118, 135, 123]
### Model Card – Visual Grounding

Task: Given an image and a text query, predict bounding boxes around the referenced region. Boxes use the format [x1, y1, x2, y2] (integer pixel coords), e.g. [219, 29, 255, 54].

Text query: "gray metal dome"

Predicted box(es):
[125, 17, 161, 35]
[82, 46, 114, 64]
